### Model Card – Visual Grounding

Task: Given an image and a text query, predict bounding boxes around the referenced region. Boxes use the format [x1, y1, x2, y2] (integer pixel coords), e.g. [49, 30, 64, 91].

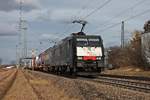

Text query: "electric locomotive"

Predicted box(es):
[36, 20, 105, 75]
[36, 32, 104, 75]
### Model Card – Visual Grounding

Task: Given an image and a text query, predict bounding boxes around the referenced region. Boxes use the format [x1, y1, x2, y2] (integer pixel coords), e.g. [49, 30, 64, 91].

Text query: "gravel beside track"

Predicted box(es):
[85, 76, 150, 93]
[25, 70, 150, 100]
[0, 69, 150, 100]
[99, 74, 150, 81]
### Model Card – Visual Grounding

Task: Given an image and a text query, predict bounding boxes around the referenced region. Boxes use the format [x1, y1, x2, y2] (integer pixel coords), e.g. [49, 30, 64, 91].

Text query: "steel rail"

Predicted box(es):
[96, 77, 150, 93]
[79, 76, 150, 93]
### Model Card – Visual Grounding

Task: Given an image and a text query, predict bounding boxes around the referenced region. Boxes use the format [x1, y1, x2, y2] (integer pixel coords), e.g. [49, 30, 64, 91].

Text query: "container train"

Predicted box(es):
[34, 32, 105, 75]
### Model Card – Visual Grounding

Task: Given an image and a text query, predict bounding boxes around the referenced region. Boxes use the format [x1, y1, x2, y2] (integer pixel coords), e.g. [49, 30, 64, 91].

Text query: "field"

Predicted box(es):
[103, 66, 150, 78]
[0, 68, 149, 100]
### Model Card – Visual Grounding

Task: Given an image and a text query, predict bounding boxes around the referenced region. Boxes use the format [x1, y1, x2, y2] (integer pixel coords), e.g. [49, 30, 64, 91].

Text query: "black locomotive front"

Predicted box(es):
[72, 35, 105, 74]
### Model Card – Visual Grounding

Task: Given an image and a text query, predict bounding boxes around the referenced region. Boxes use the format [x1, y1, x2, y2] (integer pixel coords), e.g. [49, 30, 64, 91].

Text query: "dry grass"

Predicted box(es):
[103, 66, 150, 77]
[23, 70, 81, 100]
[2, 70, 38, 100]
[0, 69, 17, 99]
[0, 68, 8, 72]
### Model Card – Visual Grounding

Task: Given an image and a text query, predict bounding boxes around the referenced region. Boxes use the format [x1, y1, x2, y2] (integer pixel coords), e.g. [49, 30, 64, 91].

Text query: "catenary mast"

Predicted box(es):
[18, 0, 27, 66]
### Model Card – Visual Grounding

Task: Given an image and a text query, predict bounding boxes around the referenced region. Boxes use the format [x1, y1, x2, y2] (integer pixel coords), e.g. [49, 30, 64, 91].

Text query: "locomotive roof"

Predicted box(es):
[73, 35, 101, 38]
[38, 33, 102, 56]
[50, 34, 102, 48]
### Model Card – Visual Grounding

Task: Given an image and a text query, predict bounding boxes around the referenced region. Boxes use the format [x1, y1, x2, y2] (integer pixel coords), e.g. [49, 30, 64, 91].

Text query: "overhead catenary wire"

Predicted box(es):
[95, 22, 121, 33]
[73, 0, 96, 19]
[124, 8, 150, 22]
[61, 0, 112, 36]
[50, 0, 149, 45]
[61, 0, 95, 35]
[82, 0, 112, 19]
[95, 8, 150, 33]
[94, 0, 148, 32]
[61, 0, 99, 35]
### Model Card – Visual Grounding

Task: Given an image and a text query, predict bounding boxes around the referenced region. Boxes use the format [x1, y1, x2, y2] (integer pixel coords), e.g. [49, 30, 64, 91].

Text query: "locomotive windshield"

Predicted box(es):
[76, 37, 100, 46]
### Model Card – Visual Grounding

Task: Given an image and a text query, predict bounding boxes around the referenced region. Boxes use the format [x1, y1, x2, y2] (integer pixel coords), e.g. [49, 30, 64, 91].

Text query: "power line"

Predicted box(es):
[62, 0, 98, 35]
[124, 8, 150, 22]
[95, 8, 150, 33]
[62, 24, 74, 34]
[94, 0, 148, 32]
[62, 0, 112, 36]
[95, 22, 121, 33]
[74, 0, 96, 19]
[83, 0, 112, 19]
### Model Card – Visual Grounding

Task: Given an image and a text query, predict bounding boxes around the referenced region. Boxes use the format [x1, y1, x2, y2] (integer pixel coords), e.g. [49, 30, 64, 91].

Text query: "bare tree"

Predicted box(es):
[108, 30, 146, 69]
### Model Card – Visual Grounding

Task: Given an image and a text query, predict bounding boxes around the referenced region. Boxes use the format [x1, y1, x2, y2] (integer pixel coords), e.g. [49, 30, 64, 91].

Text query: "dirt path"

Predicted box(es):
[23, 70, 81, 100]
[0, 69, 17, 99]
[2, 70, 39, 100]
[0, 68, 9, 72]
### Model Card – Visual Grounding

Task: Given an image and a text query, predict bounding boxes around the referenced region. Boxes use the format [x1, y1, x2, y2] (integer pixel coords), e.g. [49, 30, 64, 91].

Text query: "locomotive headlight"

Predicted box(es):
[77, 56, 82, 60]
[96, 57, 101, 60]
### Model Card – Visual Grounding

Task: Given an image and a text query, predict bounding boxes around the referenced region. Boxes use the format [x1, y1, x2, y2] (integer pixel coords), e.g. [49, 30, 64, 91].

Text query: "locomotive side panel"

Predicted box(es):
[44, 50, 50, 66]
[50, 38, 73, 67]
[60, 39, 73, 66]
[46, 48, 53, 66]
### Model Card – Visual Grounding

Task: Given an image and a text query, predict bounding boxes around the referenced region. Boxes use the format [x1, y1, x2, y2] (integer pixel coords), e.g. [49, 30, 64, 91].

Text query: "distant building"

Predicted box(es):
[141, 20, 150, 65]
[144, 20, 150, 33]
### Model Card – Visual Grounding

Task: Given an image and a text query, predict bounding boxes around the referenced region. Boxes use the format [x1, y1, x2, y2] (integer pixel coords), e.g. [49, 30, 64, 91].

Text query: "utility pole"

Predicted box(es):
[121, 21, 125, 48]
[18, 0, 28, 66]
[16, 45, 19, 68]
[31, 49, 36, 70]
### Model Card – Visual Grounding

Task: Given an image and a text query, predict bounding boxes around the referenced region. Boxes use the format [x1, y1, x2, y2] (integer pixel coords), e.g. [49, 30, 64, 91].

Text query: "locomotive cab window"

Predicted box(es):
[76, 37, 100, 47]
[88, 38, 100, 46]
[76, 38, 88, 46]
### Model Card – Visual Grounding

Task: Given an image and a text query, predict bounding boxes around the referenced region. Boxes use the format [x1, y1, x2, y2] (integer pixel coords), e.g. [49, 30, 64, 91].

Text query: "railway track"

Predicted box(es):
[99, 74, 150, 81]
[79, 75, 150, 93]
[26, 69, 150, 93]
[28, 69, 150, 93]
